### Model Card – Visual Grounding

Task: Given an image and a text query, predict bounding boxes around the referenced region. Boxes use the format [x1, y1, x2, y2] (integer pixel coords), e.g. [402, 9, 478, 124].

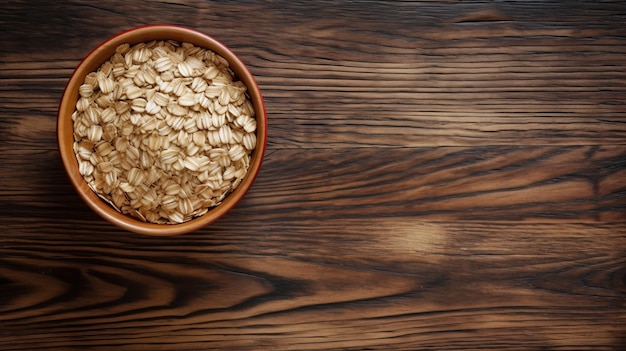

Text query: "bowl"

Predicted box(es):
[57, 25, 267, 236]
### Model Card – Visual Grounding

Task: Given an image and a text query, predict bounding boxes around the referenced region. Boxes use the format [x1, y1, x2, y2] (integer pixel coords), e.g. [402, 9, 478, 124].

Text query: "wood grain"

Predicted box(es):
[1, 221, 625, 350]
[1, 0, 625, 350]
[2, 144, 624, 223]
[240, 146, 626, 222]
[2, 1, 626, 148]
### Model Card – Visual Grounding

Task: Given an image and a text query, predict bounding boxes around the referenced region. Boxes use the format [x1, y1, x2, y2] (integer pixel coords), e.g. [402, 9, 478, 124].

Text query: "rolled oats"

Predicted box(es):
[72, 40, 257, 225]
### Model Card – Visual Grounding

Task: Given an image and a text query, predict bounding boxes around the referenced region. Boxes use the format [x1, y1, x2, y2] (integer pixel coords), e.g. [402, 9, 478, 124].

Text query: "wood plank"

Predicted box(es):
[1, 220, 624, 350]
[243, 146, 626, 222]
[2, 145, 623, 224]
[2, 1, 626, 148]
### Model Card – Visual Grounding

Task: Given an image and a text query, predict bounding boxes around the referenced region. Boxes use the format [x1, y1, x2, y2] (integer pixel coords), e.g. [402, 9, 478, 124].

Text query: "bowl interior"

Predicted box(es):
[58, 25, 266, 236]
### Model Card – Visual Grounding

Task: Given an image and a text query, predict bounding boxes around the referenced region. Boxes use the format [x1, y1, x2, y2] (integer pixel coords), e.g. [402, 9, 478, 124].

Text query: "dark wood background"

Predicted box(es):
[1, 1, 625, 350]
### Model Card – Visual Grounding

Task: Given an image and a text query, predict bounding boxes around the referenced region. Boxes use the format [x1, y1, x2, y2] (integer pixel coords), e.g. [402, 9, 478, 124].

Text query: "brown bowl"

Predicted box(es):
[57, 25, 267, 236]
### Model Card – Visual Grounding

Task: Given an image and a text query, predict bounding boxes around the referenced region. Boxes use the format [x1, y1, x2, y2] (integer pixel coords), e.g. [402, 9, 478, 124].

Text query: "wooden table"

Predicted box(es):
[1, 1, 625, 350]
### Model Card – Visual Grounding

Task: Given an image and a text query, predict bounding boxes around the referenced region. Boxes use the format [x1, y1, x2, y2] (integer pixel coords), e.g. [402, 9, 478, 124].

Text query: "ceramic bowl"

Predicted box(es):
[57, 25, 266, 236]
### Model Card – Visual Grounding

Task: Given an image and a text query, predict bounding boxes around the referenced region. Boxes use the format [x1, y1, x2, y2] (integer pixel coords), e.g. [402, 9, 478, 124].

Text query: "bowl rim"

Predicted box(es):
[57, 24, 267, 236]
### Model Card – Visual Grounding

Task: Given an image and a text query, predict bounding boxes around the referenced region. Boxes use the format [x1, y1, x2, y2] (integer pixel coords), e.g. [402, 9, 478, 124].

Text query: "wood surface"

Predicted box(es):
[1, 0, 625, 350]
